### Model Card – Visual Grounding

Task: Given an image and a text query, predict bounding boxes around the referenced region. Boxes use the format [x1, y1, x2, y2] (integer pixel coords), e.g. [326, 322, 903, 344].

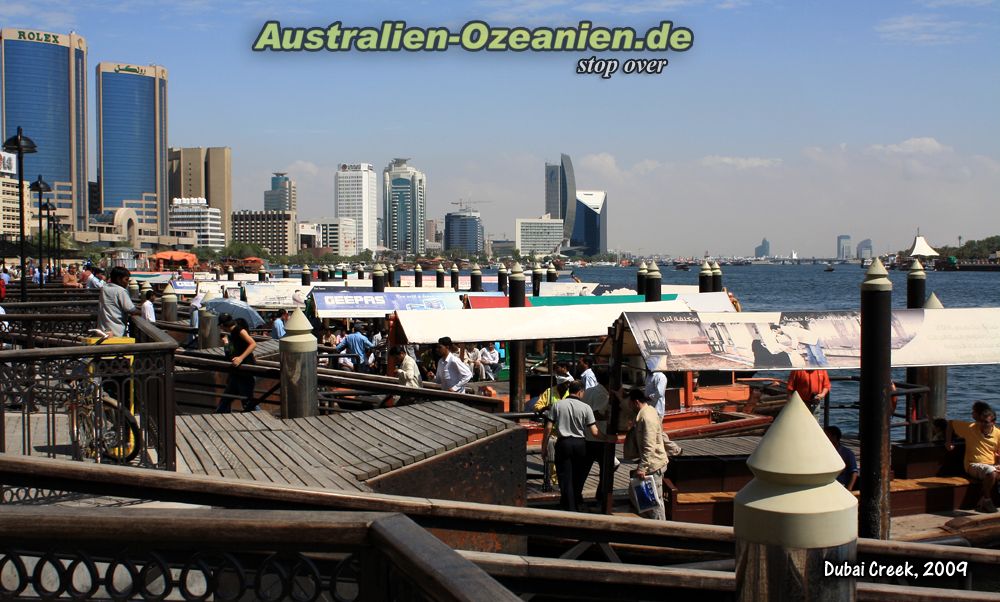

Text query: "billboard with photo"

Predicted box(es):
[243, 282, 312, 309]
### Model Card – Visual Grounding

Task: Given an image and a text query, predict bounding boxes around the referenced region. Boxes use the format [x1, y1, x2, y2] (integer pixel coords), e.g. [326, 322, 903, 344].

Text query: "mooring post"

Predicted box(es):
[645, 262, 662, 302]
[436, 263, 445, 288]
[258, 264, 267, 282]
[128, 279, 140, 302]
[301, 264, 311, 286]
[213, 267, 221, 281]
[859, 258, 892, 540]
[357, 264, 365, 280]
[906, 259, 926, 442]
[470, 263, 483, 292]
[919, 293, 948, 441]
[372, 264, 386, 293]
[636, 261, 647, 295]
[531, 261, 542, 297]
[318, 265, 328, 282]
[280, 309, 318, 419]
[281, 264, 289, 279]
[711, 261, 723, 293]
[497, 263, 508, 294]
[161, 283, 177, 322]
[734, 392, 858, 601]
[414, 263, 423, 288]
[546, 262, 557, 282]
[386, 264, 396, 288]
[508, 262, 527, 412]
[227, 265, 235, 281]
[198, 291, 220, 349]
[450, 263, 460, 291]
[699, 260, 713, 293]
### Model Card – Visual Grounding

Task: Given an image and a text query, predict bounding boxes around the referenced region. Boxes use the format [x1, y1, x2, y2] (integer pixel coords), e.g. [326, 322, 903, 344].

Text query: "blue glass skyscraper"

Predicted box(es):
[0, 28, 88, 231]
[97, 62, 168, 235]
[444, 208, 484, 254]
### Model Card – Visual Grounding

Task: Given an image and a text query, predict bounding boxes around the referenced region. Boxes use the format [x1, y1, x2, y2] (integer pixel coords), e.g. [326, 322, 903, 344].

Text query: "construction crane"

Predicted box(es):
[450, 198, 492, 211]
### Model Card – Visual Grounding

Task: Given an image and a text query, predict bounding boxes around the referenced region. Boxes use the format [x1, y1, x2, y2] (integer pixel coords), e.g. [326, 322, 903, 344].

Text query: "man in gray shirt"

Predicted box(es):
[98, 267, 140, 337]
[541, 380, 607, 512]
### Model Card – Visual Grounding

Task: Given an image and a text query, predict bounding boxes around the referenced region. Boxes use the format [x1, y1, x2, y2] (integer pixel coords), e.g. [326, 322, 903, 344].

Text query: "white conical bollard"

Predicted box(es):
[280, 309, 318, 419]
[734, 392, 858, 601]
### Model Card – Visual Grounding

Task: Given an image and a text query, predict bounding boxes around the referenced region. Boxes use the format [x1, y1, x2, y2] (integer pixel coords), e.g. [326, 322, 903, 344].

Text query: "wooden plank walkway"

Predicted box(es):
[174, 401, 516, 492]
[4, 413, 73, 458]
[676, 435, 860, 459]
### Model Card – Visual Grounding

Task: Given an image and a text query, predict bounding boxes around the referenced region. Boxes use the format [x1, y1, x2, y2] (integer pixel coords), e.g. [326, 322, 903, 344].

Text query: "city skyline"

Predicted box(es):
[4, 2, 997, 257]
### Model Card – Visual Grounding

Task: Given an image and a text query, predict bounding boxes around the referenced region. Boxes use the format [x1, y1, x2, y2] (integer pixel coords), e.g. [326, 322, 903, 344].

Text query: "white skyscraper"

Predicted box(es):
[334, 163, 377, 252]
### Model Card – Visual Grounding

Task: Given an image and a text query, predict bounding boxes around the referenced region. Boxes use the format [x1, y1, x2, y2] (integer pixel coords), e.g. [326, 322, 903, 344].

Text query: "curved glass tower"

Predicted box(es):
[0, 28, 88, 231]
[97, 62, 168, 235]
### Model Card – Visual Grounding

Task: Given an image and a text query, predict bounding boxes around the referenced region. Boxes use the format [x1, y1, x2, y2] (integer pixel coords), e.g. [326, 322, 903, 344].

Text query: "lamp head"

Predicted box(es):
[29, 175, 51, 194]
[2, 127, 38, 155]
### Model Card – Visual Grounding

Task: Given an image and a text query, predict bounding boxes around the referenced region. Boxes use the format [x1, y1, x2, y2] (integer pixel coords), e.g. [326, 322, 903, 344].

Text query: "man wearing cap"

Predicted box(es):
[434, 337, 473, 392]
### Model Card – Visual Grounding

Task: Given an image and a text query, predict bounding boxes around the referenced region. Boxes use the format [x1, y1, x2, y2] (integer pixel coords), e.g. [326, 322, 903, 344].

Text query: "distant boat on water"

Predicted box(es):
[824, 263, 835, 272]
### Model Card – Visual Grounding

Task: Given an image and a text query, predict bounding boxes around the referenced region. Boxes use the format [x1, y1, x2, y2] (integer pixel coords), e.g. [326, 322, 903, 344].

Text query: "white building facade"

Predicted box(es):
[168, 197, 224, 249]
[335, 163, 377, 252]
[515, 215, 564, 256]
[314, 216, 358, 257]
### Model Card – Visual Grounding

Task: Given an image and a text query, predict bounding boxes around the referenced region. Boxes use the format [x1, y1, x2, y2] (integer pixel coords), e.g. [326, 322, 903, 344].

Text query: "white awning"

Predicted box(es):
[908, 235, 939, 257]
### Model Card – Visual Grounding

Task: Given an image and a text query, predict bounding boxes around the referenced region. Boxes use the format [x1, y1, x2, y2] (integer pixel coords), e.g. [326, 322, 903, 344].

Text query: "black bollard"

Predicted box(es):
[227, 265, 235, 281]
[859, 258, 892, 540]
[636, 261, 647, 295]
[281, 265, 289, 279]
[450, 263, 460, 291]
[301, 264, 312, 286]
[508, 263, 527, 412]
[372, 264, 385, 293]
[470, 263, 483, 292]
[498, 264, 508, 294]
[711, 261, 722, 292]
[546, 262, 557, 282]
[436, 263, 445, 288]
[387, 264, 396, 288]
[357, 265, 365, 280]
[699, 261, 712, 293]
[906, 259, 926, 442]
[319, 265, 329, 282]
[414, 264, 423, 287]
[531, 262, 542, 297]
[214, 267, 221, 281]
[258, 265, 266, 282]
[645, 263, 662, 302]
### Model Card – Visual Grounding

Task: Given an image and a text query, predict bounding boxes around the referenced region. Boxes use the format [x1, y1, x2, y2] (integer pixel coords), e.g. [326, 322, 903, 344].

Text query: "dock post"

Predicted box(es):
[546, 262, 557, 282]
[919, 293, 948, 441]
[906, 260, 926, 442]
[198, 291, 220, 349]
[387, 264, 396, 287]
[227, 265, 235, 281]
[644, 262, 661, 302]
[450, 263, 460, 291]
[497, 263, 508, 294]
[436, 263, 445, 288]
[859, 258, 892, 540]
[128, 279, 140, 302]
[213, 267, 221, 281]
[258, 264, 267, 282]
[636, 261, 647, 295]
[414, 263, 423, 287]
[161, 283, 178, 322]
[372, 264, 385, 293]
[734, 392, 858, 601]
[711, 261, 723, 292]
[280, 309, 318, 419]
[508, 263, 527, 412]
[531, 262, 542, 297]
[699, 260, 713, 293]
[471, 263, 483, 292]
[301, 264, 311, 286]
[318, 265, 328, 282]
[281, 265, 289, 279]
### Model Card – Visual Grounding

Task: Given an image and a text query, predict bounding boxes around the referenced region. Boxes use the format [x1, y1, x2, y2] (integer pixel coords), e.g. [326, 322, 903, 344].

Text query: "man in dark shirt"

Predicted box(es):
[825, 426, 858, 490]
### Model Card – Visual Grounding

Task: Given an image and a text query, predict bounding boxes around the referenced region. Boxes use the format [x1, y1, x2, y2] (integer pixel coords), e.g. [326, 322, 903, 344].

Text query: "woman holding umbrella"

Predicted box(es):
[218, 313, 258, 413]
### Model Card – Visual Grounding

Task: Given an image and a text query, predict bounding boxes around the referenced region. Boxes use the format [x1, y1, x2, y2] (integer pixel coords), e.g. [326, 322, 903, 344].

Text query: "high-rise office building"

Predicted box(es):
[334, 163, 376, 252]
[383, 158, 426, 254]
[231, 210, 297, 256]
[837, 235, 852, 260]
[570, 190, 607, 256]
[96, 62, 168, 235]
[856, 239, 873, 260]
[444, 208, 484, 254]
[0, 28, 88, 231]
[168, 197, 224, 249]
[314, 217, 358, 257]
[755, 237, 770, 258]
[516, 215, 564, 256]
[168, 147, 231, 243]
[264, 172, 296, 212]
[544, 154, 576, 242]
[0, 171, 29, 238]
[424, 219, 439, 243]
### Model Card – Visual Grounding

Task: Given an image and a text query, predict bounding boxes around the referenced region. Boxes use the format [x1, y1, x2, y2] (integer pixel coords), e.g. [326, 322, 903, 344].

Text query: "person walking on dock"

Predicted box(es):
[625, 388, 682, 520]
[218, 313, 258, 413]
[336, 323, 376, 373]
[271, 309, 288, 339]
[644, 370, 668, 418]
[946, 405, 1000, 513]
[141, 289, 156, 322]
[542, 380, 605, 512]
[98, 267, 140, 337]
[434, 337, 473, 392]
[786, 368, 830, 419]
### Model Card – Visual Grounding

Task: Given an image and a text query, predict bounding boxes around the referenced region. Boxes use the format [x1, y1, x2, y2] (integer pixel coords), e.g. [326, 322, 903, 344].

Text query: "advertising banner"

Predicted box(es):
[243, 282, 312, 309]
[624, 308, 1000, 371]
[169, 279, 198, 295]
[0, 151, 15, 175]
[312, 288, 470, 318]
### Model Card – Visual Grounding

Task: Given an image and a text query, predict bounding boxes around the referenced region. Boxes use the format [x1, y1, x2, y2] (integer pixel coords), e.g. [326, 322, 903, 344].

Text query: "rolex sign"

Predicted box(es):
[0, 151, 15, 175]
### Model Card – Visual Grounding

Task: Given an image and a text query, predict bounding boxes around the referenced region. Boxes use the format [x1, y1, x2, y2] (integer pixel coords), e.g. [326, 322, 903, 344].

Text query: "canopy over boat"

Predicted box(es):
[908, 235, 939, 258]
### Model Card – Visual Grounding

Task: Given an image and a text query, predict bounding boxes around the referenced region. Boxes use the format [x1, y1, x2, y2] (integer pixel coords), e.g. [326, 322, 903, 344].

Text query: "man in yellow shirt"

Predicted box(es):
[946, 405, 1000, 513]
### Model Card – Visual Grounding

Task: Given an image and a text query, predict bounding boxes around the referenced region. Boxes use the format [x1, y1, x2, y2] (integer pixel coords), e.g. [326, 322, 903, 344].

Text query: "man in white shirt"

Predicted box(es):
[98, 267, 140, 337]
[479, 343, 501, 381]
[434, 336, 473, 392]
[141, 290, 156, 322]
[84, 267, 106, 289]
[644, 370, 668, 418]
[578, 357, 598, 390]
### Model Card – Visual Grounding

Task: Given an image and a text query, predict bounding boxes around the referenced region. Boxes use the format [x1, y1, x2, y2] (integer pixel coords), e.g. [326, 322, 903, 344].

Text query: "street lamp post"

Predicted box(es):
[53, 217, 62, 278]
[2, 127, 38, 301]
[30, 177, 52, 288]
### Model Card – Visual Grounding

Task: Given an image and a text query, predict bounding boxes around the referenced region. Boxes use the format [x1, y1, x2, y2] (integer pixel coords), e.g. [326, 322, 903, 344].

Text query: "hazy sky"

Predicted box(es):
[9, 0, 999, 257]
